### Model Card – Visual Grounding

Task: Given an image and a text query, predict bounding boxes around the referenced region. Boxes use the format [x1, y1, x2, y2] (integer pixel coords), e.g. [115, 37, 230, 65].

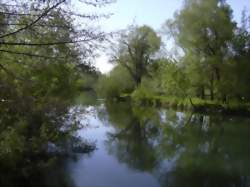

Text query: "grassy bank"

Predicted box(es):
[121, 93, 250, 116]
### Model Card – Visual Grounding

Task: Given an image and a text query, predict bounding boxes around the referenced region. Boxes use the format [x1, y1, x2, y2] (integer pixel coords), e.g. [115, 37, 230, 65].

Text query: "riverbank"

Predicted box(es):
[120, 94, 250, 116]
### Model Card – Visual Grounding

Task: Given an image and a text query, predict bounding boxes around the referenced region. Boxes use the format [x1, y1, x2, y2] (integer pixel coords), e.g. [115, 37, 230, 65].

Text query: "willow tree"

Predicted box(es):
[112, 25, 161, 87]
[165, 0, 235, 100]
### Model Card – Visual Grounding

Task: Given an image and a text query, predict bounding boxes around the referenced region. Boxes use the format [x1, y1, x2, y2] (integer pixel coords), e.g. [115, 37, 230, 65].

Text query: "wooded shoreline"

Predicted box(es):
[119, 95, 250, 117]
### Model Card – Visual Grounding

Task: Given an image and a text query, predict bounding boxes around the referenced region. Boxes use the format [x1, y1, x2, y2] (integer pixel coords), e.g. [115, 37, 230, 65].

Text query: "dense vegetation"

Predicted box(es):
[96, 0, 250, 114]
[0, 0, 249, 185]
[0, 0, 107, 184]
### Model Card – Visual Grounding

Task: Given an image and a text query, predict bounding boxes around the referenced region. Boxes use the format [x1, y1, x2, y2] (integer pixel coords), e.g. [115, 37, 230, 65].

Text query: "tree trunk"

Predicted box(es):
[210, 74, 214, 101]
[200, 86, 205, 100]
[222, 94, 227, 104]
[135, 76, 142, 87]
[210, 89, 214, 101]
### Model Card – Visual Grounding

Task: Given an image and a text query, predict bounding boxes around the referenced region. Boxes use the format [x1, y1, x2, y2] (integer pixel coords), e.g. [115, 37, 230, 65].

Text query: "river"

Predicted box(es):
[61, 101, 250, 187]
[4, 101, 250, 187]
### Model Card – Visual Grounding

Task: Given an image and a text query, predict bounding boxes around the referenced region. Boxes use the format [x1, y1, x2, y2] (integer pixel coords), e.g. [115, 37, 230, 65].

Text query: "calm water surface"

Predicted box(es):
[3, 101, 250, 187]
[64, 101, 250, 187]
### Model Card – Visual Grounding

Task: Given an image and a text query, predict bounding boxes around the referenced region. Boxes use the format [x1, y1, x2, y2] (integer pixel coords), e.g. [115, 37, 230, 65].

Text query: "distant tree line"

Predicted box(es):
[97, 0, 250, 107]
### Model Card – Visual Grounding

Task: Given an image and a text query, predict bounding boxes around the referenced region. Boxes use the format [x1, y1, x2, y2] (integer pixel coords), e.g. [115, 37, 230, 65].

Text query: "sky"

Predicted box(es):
[84, 0, 250, 73]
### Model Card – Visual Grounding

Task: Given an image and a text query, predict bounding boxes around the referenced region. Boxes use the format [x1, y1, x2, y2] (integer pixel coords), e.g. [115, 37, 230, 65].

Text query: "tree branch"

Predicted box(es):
[123, 41, 136, 62]
[0, 0, 66, 39]
[0, 49, 70, 59]
[0, 35, 105, 46]
[0, 11, 106, 20]
[0, 11, 40, 16]
[121, 60, 137, 82]
[0, 23, 71, 29]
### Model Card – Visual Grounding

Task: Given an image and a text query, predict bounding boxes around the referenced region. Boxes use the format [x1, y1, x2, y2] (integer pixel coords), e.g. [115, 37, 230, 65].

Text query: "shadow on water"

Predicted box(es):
[0, 158, 75, 187]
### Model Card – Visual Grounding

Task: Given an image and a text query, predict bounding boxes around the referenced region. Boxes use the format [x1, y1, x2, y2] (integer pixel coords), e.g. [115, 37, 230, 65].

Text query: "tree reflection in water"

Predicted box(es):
[101, 101, 250, 187]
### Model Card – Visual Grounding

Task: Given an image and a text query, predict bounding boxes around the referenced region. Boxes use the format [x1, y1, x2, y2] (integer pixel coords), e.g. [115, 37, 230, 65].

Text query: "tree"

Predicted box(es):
[165, 0, 236, 101]
[153, 58, 190, 97]
[224, 9, 250, 101]
[0, 0, 113, 177]
[96, 65, 135, 99]
[112, 25, 161, 86]
[0, 0, 111, 69]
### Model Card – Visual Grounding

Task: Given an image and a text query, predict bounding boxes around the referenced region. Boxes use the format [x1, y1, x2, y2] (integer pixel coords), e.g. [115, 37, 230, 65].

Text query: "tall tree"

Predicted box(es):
[224, 9, 250, 101]
[112, 25, 161, 86]
[165, 0, 236, 100]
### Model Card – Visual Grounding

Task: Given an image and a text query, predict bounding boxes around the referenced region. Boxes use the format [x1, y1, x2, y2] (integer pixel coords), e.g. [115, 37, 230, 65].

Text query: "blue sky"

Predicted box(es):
[99, 0, 249, 31]
[85, 0, 250, 73]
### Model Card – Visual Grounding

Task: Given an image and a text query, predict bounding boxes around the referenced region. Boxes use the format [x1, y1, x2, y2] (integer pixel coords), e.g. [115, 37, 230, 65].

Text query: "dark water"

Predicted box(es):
[3, 101, 250, 187]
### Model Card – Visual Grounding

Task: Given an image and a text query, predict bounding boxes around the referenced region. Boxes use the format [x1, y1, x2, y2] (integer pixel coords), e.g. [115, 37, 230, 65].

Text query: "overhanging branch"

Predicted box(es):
[0, 0, 66, 39]
[0, 23, 71, 29]
[0, 35, 105, 46]
[0, 49, 69, 59]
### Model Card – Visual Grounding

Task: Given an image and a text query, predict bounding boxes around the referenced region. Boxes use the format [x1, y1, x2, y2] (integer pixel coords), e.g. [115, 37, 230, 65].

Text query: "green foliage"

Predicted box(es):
[103, 1, 249, 109]
[165, 0, 236, 100]
[96, 65, 135, 99]
[0, 126, 25, 164]
[130, 0, 250, 107]
[222, 24, 250, 101]
[131, 85, 155, 105]
[148, 59, 190, 97]
[0, 0, 104, 171]
[114, 25, 161, 86]
[99, 1, 250, 114]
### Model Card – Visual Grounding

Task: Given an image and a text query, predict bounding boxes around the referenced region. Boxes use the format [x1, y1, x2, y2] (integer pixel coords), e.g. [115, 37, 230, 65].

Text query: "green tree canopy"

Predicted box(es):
[165, 0, 236, 100]
[112, 25, 161, 86]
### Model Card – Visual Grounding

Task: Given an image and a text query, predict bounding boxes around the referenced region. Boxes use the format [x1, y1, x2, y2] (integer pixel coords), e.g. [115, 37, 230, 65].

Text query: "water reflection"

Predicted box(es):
[104, 102, 161, 171]
[100, 101, 250, 187]
[3, 101, 249, 187]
